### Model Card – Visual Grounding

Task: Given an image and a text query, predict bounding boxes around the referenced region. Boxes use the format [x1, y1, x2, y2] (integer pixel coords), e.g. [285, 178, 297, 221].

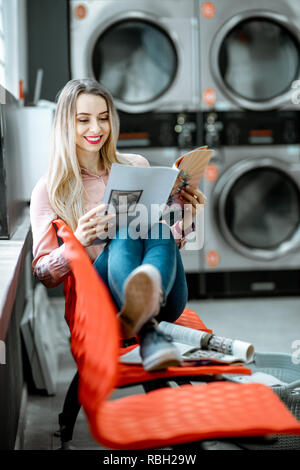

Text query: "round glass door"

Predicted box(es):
[92, 19, 178, 108]
[219, 18, 300, 102]
[224, 167, 300, 250]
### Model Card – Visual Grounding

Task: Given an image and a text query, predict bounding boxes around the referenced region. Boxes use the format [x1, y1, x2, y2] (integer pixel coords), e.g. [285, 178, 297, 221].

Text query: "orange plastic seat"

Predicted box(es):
[96, 382, 300, 450]
[54, 219, 300, 450]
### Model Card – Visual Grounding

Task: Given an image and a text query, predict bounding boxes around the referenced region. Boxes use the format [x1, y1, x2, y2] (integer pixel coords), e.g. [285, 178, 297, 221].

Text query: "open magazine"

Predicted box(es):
[121, 322, 255, 366]
[102, 147, 214, 226]
[168, 146, 213, 207]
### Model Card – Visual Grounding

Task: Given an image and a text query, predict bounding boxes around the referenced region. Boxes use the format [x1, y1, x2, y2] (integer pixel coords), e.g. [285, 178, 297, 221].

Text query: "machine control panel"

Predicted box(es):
[204, 111, 300, 147]
[118, 112, 200, 149]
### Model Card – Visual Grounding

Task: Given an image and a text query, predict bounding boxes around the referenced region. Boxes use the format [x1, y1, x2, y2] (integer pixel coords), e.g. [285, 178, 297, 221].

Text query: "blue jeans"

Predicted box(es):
[93, 222, 188, 323]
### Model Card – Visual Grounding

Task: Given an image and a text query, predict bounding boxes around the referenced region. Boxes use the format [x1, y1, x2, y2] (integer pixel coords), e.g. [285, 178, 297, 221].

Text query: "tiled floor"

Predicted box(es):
[22, 295, 300, 450]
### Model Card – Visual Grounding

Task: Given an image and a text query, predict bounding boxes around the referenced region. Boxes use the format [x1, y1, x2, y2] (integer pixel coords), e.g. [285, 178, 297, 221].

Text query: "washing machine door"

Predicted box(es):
[211, 11, 300, 110]
[91, 13, 178, 113]
[215, 158, 300, 260]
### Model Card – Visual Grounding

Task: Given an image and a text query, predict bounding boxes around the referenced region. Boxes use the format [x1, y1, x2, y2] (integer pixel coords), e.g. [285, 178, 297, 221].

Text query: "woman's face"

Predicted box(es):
[75, 93, 111, 156]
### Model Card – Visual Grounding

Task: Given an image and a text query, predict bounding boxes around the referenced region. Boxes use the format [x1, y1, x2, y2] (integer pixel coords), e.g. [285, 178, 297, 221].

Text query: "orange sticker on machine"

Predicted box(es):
[206, 250, 220, 267]
[202, 88, 217, 106]
[201, 2, 216, 18]
[74, 4, 87, 19]
[205, 164, 218, 182]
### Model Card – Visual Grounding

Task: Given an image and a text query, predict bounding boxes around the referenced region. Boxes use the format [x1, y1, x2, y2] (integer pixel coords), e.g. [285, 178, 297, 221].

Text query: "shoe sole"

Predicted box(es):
[142, 349, 182, 372]
[118, 271, 159, 339]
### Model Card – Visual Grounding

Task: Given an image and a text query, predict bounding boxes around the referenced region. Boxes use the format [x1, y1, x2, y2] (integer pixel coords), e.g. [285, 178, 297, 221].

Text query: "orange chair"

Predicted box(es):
[54, 219, 300, 450]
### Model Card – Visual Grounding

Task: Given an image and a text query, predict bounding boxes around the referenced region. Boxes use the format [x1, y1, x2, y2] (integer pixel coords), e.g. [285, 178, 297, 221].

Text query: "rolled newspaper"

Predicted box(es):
[159, 322, 212, 349]
[159, 322, 254, 364]
[207, 335, 254, 363]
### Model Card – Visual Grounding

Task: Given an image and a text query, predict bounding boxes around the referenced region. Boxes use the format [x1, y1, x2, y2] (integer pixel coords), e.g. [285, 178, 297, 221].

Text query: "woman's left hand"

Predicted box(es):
[179, 185, 206, 231]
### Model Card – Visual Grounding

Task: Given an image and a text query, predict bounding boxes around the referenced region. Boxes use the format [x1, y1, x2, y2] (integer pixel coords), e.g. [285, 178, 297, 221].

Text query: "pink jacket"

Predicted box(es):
[30, 153, 186, 288]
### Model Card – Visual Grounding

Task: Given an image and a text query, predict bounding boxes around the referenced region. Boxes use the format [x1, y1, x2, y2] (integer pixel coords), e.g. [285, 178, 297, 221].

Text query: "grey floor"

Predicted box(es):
[22, 295, 300, 450]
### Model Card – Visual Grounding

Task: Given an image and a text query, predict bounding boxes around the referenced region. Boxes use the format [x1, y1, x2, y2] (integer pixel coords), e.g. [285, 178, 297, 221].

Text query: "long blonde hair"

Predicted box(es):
[47, 79, 121, 231]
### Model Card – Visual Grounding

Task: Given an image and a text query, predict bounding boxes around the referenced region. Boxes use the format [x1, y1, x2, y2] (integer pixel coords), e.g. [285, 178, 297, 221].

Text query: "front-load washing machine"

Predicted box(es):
[70, 0, 199, 113]
[203, 146, 300, 271]
[202, 111, 300, 280]
[199, 0, 300, 111]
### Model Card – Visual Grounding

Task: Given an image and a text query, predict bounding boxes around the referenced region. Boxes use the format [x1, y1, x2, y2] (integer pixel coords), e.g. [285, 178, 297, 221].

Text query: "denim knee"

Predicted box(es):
[157, 282, 188, 323]
[156, 256, 188, 324]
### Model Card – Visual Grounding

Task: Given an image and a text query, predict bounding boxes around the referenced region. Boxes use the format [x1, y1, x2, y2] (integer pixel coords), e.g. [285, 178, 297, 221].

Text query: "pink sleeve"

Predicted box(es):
[30, 177, 70, 288]
[133, 155, 150, 167]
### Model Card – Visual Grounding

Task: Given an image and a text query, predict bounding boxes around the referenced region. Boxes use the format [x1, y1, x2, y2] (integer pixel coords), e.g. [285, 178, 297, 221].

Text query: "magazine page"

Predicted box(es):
[181, 349, 244, 364]
[120, 343, 193, 365]
[172, 147, 214, 194]
[103, 163, 179, 229]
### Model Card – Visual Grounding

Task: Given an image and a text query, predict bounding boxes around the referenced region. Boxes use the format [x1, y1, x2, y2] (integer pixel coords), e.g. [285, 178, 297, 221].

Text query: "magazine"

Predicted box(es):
[102, 147, 214, 225]
[121, 322, 255, 366]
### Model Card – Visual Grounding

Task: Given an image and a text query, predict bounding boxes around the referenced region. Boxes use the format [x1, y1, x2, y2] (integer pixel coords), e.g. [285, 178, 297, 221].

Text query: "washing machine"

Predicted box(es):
[199, 0, 300, 111]
[201, 111, 300, 295]
[70, 0, 199, 114]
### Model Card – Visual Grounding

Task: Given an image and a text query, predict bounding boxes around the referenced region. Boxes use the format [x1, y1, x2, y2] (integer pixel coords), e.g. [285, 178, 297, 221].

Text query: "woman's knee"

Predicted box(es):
[157, 276, 188, 323]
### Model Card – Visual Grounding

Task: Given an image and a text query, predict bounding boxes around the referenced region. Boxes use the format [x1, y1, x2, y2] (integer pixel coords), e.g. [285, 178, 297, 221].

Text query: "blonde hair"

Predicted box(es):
[47, 78, 121, 231]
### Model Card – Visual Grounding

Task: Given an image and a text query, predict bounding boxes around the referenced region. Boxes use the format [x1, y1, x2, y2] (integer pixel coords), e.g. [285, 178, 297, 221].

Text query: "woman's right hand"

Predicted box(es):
[74, 203, 116, 247]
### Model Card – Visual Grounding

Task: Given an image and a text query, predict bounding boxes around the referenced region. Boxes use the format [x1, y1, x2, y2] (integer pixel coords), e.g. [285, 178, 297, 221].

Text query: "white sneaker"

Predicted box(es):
[118, 264, 162, 339]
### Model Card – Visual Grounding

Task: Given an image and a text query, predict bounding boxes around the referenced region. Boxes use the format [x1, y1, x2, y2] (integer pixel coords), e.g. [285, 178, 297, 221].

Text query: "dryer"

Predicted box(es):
[199, 0, 300, 111]
[70, 0, 199, 114]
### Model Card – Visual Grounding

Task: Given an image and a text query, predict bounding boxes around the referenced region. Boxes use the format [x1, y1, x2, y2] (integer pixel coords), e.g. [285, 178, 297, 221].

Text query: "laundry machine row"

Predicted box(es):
[68, 0, 300, 296]
[70, 0, 300, 114]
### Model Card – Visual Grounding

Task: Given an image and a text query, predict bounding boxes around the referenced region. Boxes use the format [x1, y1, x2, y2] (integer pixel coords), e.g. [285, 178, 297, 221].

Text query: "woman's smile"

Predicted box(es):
[83, 135, 103, 145]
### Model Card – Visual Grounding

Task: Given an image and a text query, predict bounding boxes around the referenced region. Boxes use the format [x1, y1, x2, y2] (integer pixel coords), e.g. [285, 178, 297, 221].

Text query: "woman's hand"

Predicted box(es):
[74, 203, 116, 247]
[179, 185, 206, 232]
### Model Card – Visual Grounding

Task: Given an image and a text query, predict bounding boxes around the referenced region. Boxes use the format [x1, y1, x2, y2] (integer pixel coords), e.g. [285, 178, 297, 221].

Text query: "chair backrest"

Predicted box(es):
[54, 219, 120, 412]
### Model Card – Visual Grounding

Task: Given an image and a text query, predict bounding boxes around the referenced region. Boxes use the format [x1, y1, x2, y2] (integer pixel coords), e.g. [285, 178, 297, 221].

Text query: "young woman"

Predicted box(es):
[30, 78, 204, 372]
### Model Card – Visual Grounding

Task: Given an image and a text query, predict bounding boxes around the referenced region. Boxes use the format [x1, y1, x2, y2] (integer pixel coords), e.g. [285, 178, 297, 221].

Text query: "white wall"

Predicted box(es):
[3, 0, 28, 99]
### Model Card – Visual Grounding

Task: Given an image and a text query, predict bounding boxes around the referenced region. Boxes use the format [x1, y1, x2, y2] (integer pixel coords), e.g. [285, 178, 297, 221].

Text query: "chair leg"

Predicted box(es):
[55, 371, 81, 445]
